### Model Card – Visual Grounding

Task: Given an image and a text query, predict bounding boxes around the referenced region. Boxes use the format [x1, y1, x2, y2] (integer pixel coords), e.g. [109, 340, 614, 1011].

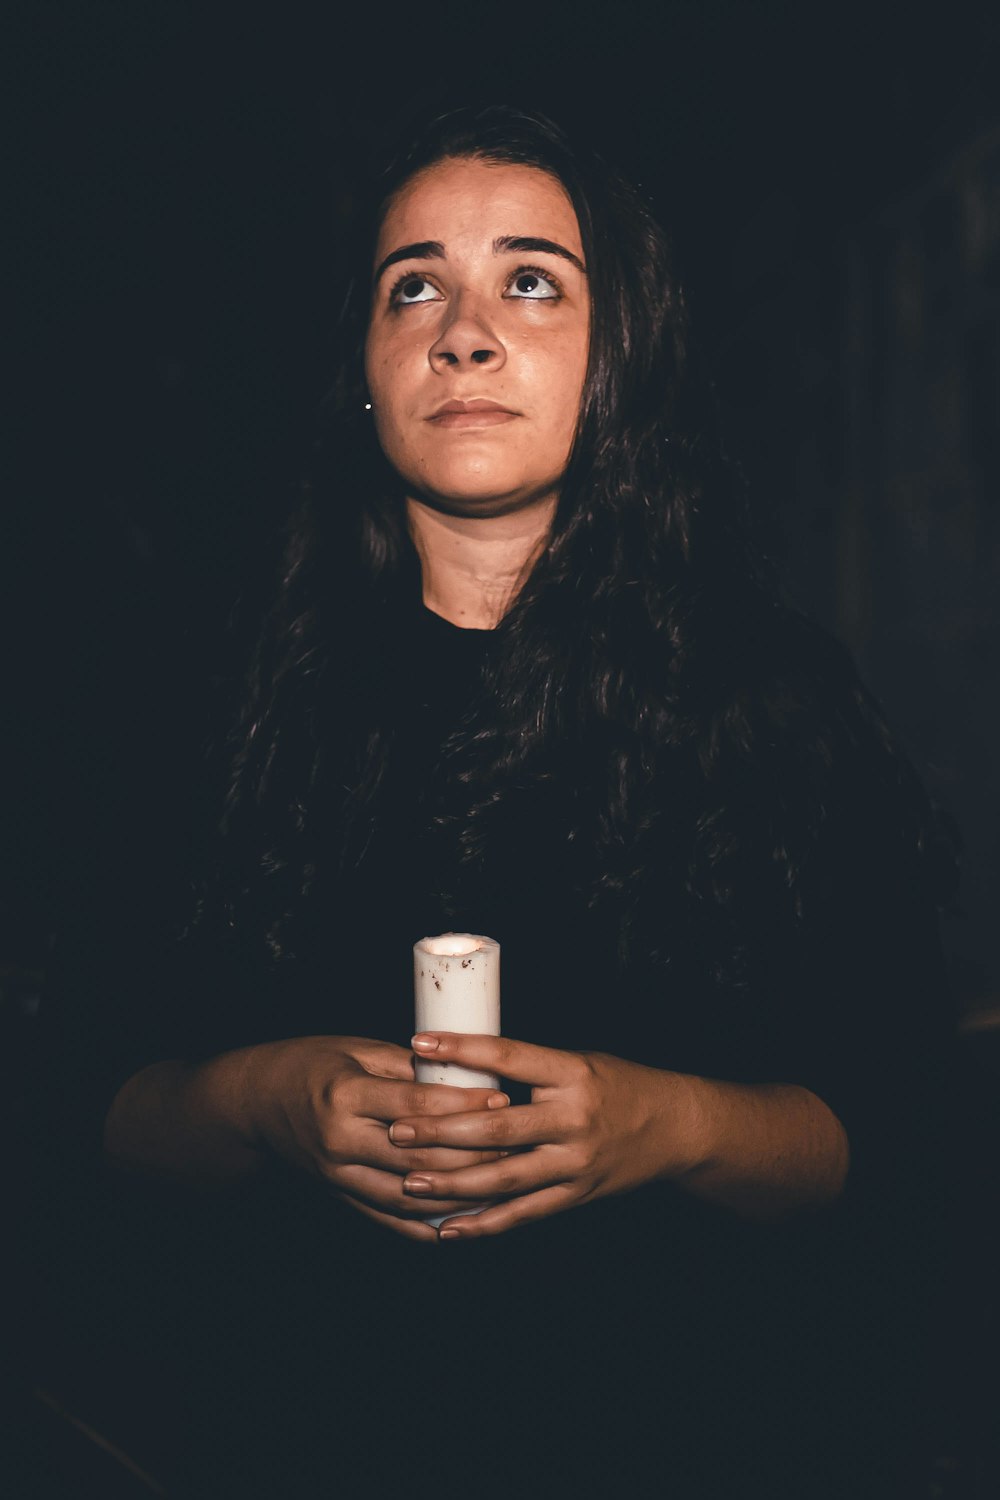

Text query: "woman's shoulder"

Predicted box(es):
[724, 599, 865, 728]
[693, 596, 954, 907]
[692, 597, 885, 793]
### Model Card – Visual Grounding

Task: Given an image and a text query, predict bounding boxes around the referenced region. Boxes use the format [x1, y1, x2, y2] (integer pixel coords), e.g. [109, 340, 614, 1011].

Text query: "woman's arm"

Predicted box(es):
[103, 1051, 267, 1185]
[382, 1032, 852, 1236]
[102, 1036, 515, 1237]
[657, 1069, 850, 1220]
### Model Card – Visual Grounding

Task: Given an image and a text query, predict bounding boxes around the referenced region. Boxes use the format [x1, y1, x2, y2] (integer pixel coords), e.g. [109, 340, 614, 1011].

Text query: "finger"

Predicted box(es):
[400, 1150, 566, 1205]
[335, 1164, 494, 1221]
[436, 1183, 580, 1240]
[346, 1039, 417, 1081]
[411, 1033, 585, 1088]
[358, 1077, 510, 1125]
[339, 1197, 438, 1242]
[387, 1102, 561, 1151]
[361, 1122, 512, 1176]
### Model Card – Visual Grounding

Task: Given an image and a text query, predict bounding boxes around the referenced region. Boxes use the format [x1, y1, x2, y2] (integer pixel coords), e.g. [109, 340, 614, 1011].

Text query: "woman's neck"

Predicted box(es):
[406, 494, 556, 629]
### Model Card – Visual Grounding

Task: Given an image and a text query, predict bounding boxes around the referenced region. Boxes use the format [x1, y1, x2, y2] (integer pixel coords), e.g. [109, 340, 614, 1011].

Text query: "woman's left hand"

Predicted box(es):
[388, 1032, 699, 1238]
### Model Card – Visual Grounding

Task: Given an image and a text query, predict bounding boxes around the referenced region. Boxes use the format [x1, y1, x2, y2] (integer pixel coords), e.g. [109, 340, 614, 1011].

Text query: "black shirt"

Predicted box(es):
[47, 601, 954, 1498]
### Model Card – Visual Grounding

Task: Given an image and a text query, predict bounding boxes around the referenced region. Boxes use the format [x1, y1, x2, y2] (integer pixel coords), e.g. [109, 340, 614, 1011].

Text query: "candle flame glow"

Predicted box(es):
[421, 933, 482, 957]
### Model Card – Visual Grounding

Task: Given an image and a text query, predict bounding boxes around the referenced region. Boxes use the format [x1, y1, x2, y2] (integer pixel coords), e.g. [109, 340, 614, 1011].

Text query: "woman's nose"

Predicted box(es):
[428, 297, 506, 372]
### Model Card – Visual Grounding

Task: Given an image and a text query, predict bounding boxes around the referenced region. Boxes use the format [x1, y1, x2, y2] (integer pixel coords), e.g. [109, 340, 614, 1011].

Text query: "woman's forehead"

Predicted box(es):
[374, 158, 582, 265]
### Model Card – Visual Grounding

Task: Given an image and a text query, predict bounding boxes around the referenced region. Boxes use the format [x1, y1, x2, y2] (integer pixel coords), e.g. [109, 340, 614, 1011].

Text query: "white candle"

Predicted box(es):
[413, 932, 501, 1088]
[413, 932, 501, 1228]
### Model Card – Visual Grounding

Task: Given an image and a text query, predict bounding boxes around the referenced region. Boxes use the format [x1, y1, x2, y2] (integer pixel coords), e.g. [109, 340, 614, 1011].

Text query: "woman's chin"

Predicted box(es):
[406, 474, 561, 520]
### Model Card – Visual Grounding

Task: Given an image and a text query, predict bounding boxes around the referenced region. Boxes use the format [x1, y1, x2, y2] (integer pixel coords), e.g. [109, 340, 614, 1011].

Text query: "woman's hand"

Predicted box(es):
[386, 1032, 698, 1238]
[388, 1032, 852, 1234]
[244, 1035, 512, 1242]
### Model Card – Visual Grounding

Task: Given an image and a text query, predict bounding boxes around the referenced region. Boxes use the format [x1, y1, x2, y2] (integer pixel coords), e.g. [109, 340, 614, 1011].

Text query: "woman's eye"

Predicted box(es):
[505, 270, 559, 300]
[390, 275, 441, 305]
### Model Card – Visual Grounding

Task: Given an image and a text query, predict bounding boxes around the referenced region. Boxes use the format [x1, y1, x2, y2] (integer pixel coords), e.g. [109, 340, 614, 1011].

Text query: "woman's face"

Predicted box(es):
[364, 157, 590, 519]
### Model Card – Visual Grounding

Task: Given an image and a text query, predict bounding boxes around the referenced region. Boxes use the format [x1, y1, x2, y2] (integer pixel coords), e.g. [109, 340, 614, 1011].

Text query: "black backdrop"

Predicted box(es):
[9, 0, 1000, 1008]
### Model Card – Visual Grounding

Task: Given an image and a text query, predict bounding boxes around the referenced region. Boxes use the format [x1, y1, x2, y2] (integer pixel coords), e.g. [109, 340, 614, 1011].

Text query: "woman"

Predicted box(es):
[96, 106, 953, 1496]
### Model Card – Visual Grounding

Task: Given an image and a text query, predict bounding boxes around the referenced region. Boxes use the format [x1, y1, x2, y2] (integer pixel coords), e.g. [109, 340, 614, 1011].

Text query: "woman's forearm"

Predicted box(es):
[103, 1050, 267, 1186]
[661, 1072, 851, 1221]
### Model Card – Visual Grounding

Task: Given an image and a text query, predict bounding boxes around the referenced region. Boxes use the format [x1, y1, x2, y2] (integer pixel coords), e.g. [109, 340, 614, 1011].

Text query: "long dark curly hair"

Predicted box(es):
[203, 104, 955, 990]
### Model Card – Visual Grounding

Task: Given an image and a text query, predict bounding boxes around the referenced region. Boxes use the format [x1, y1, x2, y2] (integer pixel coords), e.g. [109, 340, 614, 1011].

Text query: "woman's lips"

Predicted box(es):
[427, 400, 519, 429]
[431, 409, 518, 428]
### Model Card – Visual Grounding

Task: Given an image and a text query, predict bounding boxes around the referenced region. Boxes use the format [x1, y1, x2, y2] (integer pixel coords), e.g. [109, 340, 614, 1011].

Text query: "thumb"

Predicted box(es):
[350, 1038, 416, 1080]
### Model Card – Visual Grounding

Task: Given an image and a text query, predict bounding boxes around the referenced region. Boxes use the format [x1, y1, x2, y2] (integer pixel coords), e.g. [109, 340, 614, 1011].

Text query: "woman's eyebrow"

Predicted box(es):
[493, 235, 586, 274]
[373, 234, 586, 288]
[373, 240, 445, 286]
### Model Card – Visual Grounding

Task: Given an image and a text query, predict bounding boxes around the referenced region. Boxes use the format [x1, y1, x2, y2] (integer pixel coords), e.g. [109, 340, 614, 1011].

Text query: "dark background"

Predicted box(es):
[8, 0, 1000, 1018]
[6, 1, 1000, 1491]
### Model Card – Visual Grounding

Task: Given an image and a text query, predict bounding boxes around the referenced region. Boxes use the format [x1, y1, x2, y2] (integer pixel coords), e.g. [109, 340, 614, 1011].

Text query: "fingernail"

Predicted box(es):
[403, 1175, 433, 1194]
[411, 1034, 439, 1051]
[389, 1123, 416, 1143]
[439, 1228, 461, 1240]
[487, 1093, 510, 1109]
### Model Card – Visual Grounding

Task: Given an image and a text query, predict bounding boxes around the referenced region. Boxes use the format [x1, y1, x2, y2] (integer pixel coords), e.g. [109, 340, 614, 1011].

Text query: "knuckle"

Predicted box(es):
[506, 1198, 531, 1231]
[398, 1201, 430, 1219]
[319, 1128, 345, 1164]
[572, 1052, 595, 1084]
[569, 1143, 593, 1175]
[496, 1036, 516, 1071]
[332, 1073, 358, 1110]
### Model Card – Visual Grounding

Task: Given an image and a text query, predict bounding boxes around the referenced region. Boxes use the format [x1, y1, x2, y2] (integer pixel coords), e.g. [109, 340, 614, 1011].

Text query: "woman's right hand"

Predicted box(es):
[242, 1035, 509, 1241]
